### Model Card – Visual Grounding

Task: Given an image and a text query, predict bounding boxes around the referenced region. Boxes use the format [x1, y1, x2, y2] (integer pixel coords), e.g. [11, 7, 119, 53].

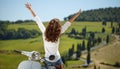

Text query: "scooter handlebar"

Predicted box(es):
[14, 50, 41, 61]
[14, 50, 22, 53]
[14, 50, 31, 56]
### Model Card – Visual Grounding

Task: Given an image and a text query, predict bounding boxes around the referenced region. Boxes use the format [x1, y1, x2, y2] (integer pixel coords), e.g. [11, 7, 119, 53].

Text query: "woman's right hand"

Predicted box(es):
[69, 9, 82, 23]
[25, 2, 32, 10]
[25, 2, 36, 17]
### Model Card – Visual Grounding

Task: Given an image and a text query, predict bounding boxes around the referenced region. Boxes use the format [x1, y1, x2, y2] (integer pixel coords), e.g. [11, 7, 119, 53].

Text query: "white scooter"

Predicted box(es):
[14, 50, 56, 69]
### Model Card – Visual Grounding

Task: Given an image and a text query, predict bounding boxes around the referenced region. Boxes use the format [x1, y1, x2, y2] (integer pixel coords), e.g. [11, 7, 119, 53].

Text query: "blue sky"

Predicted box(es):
[0, 0, 120, 22]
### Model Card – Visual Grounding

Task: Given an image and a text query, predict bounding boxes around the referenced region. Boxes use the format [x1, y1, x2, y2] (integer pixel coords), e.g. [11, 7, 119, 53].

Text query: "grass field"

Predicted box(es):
[0, 21, 117, 69]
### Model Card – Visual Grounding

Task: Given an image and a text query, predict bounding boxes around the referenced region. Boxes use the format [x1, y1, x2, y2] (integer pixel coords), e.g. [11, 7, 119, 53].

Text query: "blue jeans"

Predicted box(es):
[44, 58, 63, 69]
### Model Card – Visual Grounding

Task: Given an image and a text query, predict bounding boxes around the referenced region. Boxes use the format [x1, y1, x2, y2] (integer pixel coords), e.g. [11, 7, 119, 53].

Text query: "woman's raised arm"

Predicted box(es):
[25, 2, 45, 33]
[69, 9, 82, 23]
[25, 2, 36, 17]
[61, 9, 82, 33]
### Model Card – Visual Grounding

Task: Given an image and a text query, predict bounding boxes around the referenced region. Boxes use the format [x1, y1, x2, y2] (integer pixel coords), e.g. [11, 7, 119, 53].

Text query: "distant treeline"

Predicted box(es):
[0, 23, 41, 40]
[0, 20, 34, 24]
[64, 7, 120, 22]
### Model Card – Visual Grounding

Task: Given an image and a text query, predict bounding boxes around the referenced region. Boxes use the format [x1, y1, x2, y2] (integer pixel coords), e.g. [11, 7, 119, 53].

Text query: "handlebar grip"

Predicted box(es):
[14, 50, 22, 53]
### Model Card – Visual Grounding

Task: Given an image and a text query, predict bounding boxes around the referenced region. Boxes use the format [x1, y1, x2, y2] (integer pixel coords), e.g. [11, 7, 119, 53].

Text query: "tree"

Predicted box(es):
[17, 28, 26, 38]
[116, 27, 120, 34]
[82, 26, 87, 38]
[0, 30, 4, 39]
[102, 27, 105, 33]
[82, 40, 85, 50]
[87, 51, 91, 65]
[68, 28, 77, 38]
[15, 20, 24, 24]
[106, 35, 110, 44]
[24, 20, 34, 22]
[30, 29, 41, 38]
[5, 29, 16, 39]
[86, 38, 91, 65]
[111, 21, 113, 28]
[0, 23, 8, 39]
[102, 21, 107, 26]
[68, 44, 74, 60]
[118, 23, 120, 28]
[61, 52, 68, 66]
[112, 26, 115, 34]
[92, 39, 97, 46]
[61, 56, 66, 65]
[68, 48, 72, 60]
[97, 37, 102, 43]
[76, 50, 81, 60]
[70, 28, 77, 35]
[90, 32, 95, 40]
[0, 23, 8, 31]
[64, 17, 68, 21]
[87, 39, 91, 52]
[72, 44, 75, 53]
[76, 43, 82, 60]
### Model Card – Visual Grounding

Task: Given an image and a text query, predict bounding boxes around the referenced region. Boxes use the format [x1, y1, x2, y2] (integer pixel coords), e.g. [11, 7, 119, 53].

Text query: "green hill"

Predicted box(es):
[64, 7, 120, 22]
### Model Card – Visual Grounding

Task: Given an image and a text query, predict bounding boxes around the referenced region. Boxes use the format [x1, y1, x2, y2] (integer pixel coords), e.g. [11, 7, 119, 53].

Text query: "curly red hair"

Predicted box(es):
[45, 18, 61, 42]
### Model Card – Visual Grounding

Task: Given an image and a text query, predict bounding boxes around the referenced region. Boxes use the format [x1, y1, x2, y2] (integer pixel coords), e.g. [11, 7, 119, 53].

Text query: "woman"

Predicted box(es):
[25, 3, 82, 69]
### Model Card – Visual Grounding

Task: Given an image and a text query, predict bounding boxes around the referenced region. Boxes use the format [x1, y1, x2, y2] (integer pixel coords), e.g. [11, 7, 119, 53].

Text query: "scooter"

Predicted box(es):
[14, 50, 56, 69]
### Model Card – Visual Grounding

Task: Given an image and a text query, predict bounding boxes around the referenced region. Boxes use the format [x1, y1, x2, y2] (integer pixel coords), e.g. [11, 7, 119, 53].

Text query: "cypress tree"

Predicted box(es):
[82, 40, 85, 50]
[102, 27, 105, 33]
[106, 35, 110, 44]
[87, 51, 91, 65]
[112, 26, 115, 34]
[76, 43, 81, 60]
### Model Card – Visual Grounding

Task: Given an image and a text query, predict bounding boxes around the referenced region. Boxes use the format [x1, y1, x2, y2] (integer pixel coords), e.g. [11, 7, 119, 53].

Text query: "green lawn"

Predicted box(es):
[0, 54, 26, 69]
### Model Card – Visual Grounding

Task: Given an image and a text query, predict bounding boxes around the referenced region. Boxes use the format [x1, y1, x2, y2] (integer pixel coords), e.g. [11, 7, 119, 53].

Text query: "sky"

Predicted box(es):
[0, 0, 120, 22]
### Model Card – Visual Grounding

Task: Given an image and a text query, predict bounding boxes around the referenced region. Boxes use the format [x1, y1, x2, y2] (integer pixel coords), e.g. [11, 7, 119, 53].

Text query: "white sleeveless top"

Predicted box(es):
[34, 16, 71, 62]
